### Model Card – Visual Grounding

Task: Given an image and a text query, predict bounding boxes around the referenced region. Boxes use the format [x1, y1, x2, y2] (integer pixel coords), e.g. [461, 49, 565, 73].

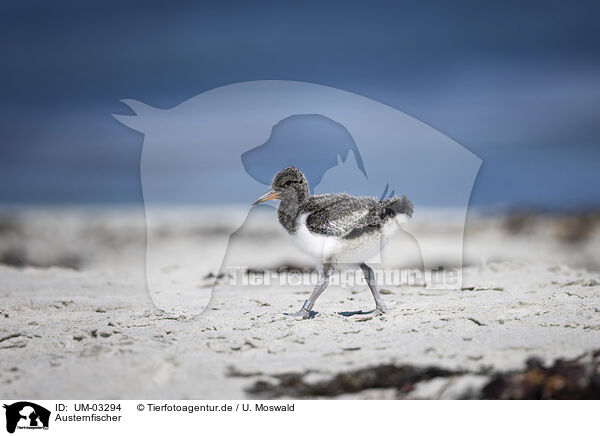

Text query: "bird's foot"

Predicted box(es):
[373, 306, 387, 316]
[284, 308, 311, 320]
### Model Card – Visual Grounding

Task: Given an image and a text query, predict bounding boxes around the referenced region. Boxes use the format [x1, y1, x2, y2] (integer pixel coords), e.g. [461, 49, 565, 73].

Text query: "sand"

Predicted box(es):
[1, 207, 599, 399]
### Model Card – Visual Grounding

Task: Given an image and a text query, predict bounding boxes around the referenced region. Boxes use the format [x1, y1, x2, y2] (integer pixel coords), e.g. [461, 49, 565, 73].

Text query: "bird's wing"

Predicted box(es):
[301, 194, 381, 238]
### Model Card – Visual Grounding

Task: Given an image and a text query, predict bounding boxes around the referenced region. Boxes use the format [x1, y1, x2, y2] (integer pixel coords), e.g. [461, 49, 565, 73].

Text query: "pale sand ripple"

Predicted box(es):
[1, 261, 599, 399]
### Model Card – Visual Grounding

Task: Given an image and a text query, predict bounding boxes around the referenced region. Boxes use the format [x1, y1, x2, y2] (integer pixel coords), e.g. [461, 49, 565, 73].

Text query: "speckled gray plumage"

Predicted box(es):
[302, 193, 413, 239]
[273, 168, 309, 233]
[272, 167, 414, 238]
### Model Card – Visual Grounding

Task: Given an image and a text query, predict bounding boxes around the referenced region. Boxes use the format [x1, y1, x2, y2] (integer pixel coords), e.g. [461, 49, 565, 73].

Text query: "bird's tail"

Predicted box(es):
[380, 195, 414, 219]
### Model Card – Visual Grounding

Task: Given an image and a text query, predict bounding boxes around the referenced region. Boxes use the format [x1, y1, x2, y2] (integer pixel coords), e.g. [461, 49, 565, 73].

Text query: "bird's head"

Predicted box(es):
[252, 167, 308, 205]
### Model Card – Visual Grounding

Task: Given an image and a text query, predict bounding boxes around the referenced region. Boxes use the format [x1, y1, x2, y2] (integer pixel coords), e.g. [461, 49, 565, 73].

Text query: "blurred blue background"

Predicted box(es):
[1, 0, 599, 209]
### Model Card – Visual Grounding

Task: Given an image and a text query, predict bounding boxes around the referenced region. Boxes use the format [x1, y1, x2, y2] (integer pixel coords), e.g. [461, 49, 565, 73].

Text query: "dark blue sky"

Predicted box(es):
[1, 0, 599, 208]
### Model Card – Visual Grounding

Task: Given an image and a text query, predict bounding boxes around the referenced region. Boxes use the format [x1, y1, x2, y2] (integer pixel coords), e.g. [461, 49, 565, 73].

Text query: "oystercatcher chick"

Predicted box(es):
[252, 167, 413, 319]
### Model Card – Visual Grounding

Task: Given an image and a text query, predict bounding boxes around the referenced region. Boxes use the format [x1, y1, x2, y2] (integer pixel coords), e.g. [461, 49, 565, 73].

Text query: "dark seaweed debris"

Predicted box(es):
[481, 354, 600, 399]
[246, 263, 315, 275]
[502, 209, 600, 243]
[239, 351, 600, 399]
[244, 364, 463, 399]
[0, 247, 82, 270]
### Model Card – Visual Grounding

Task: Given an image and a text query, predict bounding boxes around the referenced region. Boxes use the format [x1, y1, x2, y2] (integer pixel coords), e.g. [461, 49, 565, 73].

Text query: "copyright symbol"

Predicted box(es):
[137, 404, 145, 411]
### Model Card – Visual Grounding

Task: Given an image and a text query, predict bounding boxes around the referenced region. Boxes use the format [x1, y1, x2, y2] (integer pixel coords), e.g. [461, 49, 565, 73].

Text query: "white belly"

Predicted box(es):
[289, 213, 408, 264]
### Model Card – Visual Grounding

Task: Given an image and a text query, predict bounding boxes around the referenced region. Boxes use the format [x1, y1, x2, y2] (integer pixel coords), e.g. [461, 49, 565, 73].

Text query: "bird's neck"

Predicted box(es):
[277, 187, 308, 233]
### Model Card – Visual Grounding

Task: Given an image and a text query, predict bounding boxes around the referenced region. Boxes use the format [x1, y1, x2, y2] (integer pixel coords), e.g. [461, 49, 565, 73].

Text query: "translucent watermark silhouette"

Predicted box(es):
[113, 80, 481, 316]
[225, 266, 457, 289]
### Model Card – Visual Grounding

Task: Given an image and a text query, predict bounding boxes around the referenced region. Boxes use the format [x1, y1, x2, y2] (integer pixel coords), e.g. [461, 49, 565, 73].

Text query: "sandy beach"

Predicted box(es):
[1, 207, 599, 399]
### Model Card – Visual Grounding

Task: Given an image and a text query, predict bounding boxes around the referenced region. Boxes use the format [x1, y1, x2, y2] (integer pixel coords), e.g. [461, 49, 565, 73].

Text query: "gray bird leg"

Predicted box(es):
[288, 267, 330, 319]
[360, 263, 387, 314]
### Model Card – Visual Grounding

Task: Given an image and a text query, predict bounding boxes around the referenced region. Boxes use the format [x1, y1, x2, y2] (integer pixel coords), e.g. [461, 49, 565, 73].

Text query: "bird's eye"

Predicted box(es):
[284, 180, 294, 187]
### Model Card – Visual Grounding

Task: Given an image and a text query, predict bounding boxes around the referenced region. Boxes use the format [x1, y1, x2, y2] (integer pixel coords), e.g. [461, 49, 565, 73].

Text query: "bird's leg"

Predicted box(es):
[360, 263, 387, 314]
[287, 267, 330, 319]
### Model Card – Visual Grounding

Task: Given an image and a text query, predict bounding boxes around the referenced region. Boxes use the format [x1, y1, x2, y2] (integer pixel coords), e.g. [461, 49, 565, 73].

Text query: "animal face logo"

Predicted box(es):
[113, 80, 481, 315]
[3, 402, 50, 434]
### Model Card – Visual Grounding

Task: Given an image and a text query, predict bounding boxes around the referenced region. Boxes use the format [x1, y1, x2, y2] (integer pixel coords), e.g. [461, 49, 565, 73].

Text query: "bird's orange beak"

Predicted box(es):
[252, 189, 280, 205]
